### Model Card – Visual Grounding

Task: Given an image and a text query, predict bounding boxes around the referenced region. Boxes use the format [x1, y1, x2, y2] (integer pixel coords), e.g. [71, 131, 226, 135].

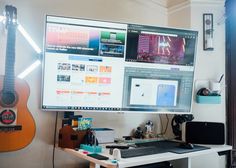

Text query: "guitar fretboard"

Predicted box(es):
[3, 23, 16, 93]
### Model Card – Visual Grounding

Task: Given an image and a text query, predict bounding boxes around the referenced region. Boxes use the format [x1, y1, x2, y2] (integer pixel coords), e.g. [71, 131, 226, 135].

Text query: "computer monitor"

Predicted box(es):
[41, 15, 198, 113]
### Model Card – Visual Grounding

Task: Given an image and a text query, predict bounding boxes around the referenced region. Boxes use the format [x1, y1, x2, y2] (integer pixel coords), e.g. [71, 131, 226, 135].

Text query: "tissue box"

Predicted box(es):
[93, 128, 115, 143]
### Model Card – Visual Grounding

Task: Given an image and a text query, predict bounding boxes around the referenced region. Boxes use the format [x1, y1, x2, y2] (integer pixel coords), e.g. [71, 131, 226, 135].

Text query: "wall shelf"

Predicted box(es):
[196, 95, 221, 104]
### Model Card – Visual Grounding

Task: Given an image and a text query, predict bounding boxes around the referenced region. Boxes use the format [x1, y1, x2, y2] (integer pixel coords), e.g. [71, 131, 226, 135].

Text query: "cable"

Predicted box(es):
[162, 114, 169, 135]
[52, 111, 59, 168]
[158, 114, 164, 135]
[157, 114, 169, 137]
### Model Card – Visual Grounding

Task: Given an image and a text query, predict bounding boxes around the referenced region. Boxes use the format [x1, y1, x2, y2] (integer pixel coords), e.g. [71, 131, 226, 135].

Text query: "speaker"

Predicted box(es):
[182, 121, 225, 145]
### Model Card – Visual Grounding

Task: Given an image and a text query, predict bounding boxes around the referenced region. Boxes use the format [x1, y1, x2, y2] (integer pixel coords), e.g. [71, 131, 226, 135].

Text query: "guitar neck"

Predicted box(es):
[3, 24, 16, 92]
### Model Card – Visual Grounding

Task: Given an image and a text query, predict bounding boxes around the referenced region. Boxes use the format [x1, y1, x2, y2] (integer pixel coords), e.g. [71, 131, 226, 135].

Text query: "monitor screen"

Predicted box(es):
[42, 15, 198, 113]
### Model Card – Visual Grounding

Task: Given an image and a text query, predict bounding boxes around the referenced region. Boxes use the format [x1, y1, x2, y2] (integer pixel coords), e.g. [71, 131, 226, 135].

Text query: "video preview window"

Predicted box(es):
[126, 24, 197, 66]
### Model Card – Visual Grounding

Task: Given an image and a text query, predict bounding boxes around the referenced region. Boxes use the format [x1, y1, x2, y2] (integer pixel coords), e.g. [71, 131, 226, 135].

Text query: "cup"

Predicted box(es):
[210, 81, 221, 94]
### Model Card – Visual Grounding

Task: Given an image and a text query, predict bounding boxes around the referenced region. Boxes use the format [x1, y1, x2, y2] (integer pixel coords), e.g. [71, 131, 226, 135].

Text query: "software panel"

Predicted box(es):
[42, 15, 198, 113]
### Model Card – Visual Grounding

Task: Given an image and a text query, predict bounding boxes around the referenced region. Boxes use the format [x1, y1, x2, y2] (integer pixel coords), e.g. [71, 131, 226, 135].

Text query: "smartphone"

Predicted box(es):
[87, 153, 109, 160]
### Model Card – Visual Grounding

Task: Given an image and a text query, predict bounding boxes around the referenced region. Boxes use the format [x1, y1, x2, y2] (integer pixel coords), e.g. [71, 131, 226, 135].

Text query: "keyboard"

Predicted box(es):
[135, 140, 179, 148]
[120, 146, 166, 158]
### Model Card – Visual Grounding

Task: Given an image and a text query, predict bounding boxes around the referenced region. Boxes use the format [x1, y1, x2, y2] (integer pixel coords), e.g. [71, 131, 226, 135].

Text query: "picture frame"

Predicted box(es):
[203, 13, 214, 51]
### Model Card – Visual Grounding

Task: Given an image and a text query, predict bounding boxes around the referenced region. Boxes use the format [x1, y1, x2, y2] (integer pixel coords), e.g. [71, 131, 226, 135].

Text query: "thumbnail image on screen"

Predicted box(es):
[100, 31, 125, 57]
[137, 34, 185, 64]
[46, 23, 126, 57]
[156, 84, 177, 106]
[46, 23, 100, 55]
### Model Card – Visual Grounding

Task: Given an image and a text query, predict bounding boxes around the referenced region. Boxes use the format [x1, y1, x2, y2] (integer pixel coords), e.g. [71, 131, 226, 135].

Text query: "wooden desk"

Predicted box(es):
[61, 144, 232, 168]
[61, 148, 117, 168]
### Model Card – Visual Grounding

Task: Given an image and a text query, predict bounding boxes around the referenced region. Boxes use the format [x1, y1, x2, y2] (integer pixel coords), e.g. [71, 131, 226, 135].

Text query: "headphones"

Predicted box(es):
[197, 87, 220, 96]
[197, 88, 211, 96]
[171, 114, 194, 139]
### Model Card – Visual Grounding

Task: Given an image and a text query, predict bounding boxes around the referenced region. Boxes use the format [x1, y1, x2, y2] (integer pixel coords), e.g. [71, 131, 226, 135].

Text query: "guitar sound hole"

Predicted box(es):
[1, 91, 17, 106]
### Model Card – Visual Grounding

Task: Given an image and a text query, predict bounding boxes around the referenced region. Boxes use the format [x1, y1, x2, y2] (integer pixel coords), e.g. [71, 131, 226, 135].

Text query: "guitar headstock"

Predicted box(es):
[5, 5, 17, 28]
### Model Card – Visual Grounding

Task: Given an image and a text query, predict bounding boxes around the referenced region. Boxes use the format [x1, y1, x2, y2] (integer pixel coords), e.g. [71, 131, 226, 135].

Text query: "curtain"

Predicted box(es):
[225, 0, 236, 167]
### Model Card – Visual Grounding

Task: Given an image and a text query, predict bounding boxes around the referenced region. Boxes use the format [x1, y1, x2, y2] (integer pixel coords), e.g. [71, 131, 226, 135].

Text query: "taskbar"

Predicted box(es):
[42, 105, 121, 111]
[42, 105, 190, 113]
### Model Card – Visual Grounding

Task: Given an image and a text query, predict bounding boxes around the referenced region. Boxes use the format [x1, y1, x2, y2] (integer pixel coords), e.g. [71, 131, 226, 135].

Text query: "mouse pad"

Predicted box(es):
[168, 145, 210, 154]
[136, 140, 210, 154]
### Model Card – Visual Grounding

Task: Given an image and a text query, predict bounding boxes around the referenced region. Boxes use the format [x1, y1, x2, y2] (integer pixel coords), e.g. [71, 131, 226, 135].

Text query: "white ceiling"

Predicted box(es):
[166, 0, 188, 7]
[150, 0, 188, 7]
[151, 0, 224, 8]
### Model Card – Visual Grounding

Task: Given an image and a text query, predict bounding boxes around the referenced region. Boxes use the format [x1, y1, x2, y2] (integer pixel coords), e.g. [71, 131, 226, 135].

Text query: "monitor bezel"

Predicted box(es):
[41, 14, 198, 114]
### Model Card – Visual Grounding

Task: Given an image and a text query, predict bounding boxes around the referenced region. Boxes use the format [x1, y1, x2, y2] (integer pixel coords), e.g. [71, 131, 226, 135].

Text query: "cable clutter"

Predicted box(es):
[171, 114, 194, 140]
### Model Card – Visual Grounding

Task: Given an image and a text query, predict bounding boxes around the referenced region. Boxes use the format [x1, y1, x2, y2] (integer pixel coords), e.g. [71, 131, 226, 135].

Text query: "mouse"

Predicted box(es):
[179, 142, 194, 149]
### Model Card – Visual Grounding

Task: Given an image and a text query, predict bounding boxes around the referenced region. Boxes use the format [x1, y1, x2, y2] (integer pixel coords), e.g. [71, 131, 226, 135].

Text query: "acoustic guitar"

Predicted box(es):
[0, 5, 36, 152]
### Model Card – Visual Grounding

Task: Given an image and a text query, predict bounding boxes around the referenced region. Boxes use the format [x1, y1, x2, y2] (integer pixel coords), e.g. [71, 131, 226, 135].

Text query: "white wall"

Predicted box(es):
[191, 2, 226, 168]
[168, 1, 226, 168]
[190, 1, 226, 123]
[0, 1, 168, 168]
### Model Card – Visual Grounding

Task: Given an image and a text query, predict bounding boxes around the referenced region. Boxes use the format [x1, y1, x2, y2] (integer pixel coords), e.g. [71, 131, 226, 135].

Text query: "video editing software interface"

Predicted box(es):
[42, 15, 198, 113]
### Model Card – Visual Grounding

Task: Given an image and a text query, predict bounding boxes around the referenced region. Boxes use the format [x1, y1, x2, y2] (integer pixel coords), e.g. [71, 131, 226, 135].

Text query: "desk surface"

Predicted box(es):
[62, 147, 117, 168]
[61, 144, 232, 168]
[117, 144, 232, 168]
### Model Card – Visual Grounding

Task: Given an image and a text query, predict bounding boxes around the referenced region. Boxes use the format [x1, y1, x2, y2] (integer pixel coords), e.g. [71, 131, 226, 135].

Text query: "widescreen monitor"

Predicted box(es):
[42, 15, 198, 113]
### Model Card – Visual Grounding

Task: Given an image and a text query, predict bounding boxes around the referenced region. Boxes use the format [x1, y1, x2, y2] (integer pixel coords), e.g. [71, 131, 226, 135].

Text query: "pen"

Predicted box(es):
[218, 74, 224, 83]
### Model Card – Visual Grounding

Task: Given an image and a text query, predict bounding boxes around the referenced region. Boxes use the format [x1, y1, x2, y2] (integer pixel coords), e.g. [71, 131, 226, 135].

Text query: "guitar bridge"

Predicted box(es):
[0, 125, 22, 132]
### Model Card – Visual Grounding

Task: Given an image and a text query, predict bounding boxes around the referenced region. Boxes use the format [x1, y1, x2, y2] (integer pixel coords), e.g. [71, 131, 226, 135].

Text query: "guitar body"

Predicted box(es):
[0, 76, 36, 152]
